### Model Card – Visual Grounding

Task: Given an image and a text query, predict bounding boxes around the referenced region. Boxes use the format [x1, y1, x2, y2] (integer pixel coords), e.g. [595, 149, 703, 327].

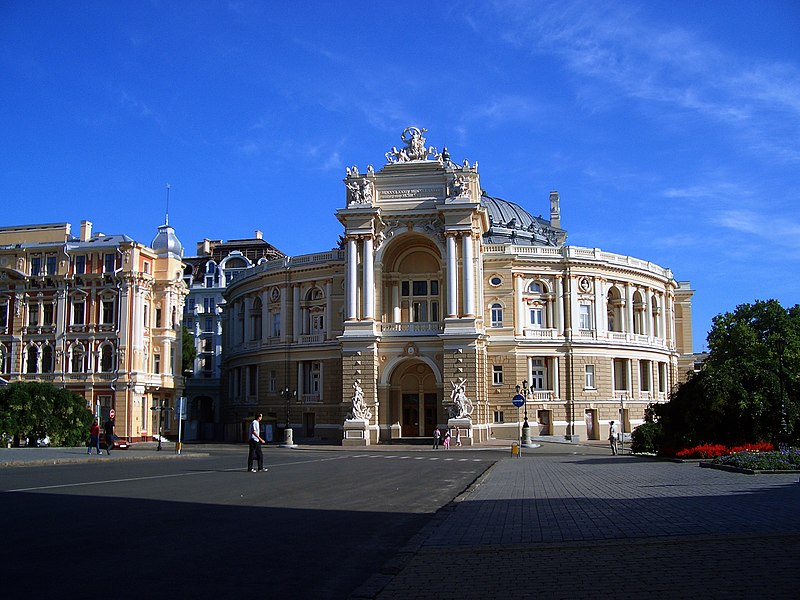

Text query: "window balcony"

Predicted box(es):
[522, 328, 558, 340]
[528, 390, 557, 401]
[300, 393, 321, 404]
[299, 333, 325, 345]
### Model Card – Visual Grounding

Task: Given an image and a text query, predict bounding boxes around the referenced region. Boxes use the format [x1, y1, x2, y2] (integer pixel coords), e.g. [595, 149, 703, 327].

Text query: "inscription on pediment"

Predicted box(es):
[379, 186, 444, 201]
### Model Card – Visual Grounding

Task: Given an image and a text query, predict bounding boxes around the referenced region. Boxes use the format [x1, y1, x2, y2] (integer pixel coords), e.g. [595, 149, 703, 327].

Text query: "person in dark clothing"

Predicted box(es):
[103, 418, 115, 455]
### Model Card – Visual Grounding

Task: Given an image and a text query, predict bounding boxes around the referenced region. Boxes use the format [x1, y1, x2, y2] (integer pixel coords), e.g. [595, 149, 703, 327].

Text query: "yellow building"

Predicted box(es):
[221, 127, 694, 444]
[0, 219, 187, 442]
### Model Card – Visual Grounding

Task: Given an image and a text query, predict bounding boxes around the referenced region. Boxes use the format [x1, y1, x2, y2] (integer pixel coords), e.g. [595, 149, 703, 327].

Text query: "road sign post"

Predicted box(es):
[512, 394, 525, 457]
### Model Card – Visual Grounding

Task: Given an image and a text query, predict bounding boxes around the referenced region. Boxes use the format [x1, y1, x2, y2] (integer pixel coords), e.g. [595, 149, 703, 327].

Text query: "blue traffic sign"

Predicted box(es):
[512, 394, 525, 407]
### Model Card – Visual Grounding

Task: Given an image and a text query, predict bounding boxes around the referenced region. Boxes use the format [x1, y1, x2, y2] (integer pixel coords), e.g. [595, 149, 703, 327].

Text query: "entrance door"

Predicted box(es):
[402, 394, 419, 437]
[585, 409, 597, 440]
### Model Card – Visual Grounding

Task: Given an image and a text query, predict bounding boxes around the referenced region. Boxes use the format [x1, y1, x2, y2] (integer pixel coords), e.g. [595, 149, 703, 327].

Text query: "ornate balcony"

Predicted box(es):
[380, 321, 444, 336]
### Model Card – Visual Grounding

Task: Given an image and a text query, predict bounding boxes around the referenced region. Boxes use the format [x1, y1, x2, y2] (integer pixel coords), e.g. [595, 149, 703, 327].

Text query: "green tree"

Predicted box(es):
[181, 326, 197, 376]
[656, 300, 798, 448]
[0, 381, 93, 447]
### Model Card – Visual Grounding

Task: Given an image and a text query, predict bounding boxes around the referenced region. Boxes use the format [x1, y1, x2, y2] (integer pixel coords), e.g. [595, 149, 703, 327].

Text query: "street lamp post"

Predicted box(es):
[281, 387, 297, 448]
[150, 400, 172, 451]
[517, 381, 533, 446]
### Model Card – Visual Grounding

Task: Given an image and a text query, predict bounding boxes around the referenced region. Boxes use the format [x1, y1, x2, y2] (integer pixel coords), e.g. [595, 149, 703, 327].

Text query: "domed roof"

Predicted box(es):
[151, 222, 184, 259]
[480, 194, 566, 247]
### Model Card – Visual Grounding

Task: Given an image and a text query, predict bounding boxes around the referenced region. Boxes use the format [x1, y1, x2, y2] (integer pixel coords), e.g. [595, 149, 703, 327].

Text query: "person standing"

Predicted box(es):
[248, 413, 267, 472]
[432, 427, 441, 449]
[443, 429, 451, 450]
[455, 427, 462, 447]
[609, 420, 618, 455]
[103, 418, 115, 455]
[88, 420, 101, 455]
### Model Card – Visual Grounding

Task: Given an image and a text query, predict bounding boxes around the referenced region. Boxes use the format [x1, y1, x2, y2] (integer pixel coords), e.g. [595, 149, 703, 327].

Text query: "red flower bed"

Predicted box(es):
[673, 441, 774, 459]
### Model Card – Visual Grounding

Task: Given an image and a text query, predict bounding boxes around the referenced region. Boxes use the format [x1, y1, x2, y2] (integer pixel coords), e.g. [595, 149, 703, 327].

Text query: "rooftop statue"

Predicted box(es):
[385, 126, 440, 163]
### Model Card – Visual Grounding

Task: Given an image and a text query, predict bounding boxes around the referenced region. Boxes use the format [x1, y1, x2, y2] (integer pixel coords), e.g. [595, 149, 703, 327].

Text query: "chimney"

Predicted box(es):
[549, 191, 561, 229]
[255, 230, 263, 240]
[80, 220, 93, 242]
[197, 239, 212, 256]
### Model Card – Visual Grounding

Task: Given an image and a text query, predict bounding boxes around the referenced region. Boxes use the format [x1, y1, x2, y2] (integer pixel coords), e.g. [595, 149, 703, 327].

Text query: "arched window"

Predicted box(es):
[526, 280, 549, 329]
[71, 344, 86, 373]
[251, 297, 263, 340]
[100, 345, 114, 372]
[490, 303, 503, 327]
[41, 345, 54, 374]
[607, 287, 624, 333]
[651, 297, 661, 337]
[632, 290, 645, 334]
[27, 346, 39, 373]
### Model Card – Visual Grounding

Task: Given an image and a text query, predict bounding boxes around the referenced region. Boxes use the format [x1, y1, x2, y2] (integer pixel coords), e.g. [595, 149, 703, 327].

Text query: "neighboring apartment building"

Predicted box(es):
[181, 233, 284, 440]
[220, 128, 694, 444]
[0, 219, 187, 441]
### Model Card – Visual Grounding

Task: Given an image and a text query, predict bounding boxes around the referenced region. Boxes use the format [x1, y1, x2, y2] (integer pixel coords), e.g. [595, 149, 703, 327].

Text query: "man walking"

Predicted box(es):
[248, 413, 267, 472]
[432, 427, 440, 449]
[609, 420, 619, 455]
[103, 418, 115, 455]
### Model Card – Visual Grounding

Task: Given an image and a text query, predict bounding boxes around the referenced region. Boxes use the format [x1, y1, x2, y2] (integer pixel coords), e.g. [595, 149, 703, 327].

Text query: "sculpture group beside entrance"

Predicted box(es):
[448, 377, 474, 419]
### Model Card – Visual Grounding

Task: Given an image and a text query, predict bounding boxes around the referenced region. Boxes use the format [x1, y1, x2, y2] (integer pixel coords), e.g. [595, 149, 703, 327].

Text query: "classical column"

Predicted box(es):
[280, 285, 288, 341]
[555, 276, 565, 335]
[462, 232, 475, 317]
[325, 280, 333, 340]
[625, 283, 634, 334]
[363, 236, 374, 320]
[552, 356, 560, 398]
[293, 284, 301, 342]
[346, 237, 358, 320]
[297, 361, 304, 400]
[446, 234, 458, 318]
[261, 290, 269, 341]
[392, 283, 401, 323]
[644, 288, 653, 337]
[514, 273, 524, 336]
[594, 278, 605, 337]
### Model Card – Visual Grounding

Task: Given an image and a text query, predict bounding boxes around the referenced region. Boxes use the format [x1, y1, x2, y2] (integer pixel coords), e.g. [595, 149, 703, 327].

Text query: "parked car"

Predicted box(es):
[100, 433, 130, 450]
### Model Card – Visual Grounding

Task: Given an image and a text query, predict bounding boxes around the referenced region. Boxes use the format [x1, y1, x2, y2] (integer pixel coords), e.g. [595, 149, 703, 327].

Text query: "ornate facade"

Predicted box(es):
[221, 128, 694, 444]
[0, 220, 187, 441]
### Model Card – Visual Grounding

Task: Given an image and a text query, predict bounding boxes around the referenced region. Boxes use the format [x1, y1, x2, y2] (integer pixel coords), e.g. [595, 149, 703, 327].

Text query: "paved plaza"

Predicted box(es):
[353, 449, 800, 600]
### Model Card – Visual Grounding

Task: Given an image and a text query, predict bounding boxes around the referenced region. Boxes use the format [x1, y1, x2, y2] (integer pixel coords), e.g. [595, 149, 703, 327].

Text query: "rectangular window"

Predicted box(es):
[31, 256, 41, 276]
[203, 337, 213, 351]
[205, 275, 214, 288]
[430, 280, 439, 295]
[104, 253, 116, 273]
[272, 313, 281, 337]
[613, 359, 629, 391]
[72, 301, 85, 325]
[269, 370, 277, 393]
[529, 308, 543, 327]
[155, 308, 162, 328]
[585, 365, 596, 389]
[153, 353, 161, 374]
[203, 297, 212, 313]
[43, 303, 53, 326]
[46, 255, 57, 275]
[659, 363, 667, 393]
[401, 281, 409, 297]
[492, 365, 503, 385]
[490, 304, 503, 327]
[412, 301, 427, 322]
[248, 365, 258, 397]
[493, 410, 504, 423]
[75, 255, 86, 275]
[102, 300, 114, 324]
[0, 301, 9, 328]
[640, 360, 651, 391]
[412, 280, 428, 296]
[28, 304, 39, 327]
[530, 359, 545, 389]
[204, 317, 213, 332]
[431, 301, 439, 322]
[579, 304, 591, 330]
[143, 262, 150, 274]
[187, 298, 195, 312]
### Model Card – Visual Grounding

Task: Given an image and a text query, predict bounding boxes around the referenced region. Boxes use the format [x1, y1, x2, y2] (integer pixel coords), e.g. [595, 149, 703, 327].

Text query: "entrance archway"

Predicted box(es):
[390, 360, 439, 437]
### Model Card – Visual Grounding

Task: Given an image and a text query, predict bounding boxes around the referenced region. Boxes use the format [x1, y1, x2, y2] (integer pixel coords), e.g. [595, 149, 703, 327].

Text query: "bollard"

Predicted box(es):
[511, 442, 519, 457]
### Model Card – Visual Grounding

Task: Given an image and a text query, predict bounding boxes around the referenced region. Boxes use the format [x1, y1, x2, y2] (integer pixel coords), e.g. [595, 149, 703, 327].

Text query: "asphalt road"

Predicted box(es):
[1, 446, 501, 599]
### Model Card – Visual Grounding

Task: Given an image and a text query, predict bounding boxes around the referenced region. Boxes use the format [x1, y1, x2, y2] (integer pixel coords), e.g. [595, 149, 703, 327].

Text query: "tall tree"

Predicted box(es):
[657, 300, 798, 446]
[181, 326, 197, 376]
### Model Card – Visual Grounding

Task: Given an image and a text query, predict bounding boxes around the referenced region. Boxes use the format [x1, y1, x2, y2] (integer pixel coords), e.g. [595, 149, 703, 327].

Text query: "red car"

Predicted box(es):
[100, 433, 130, 450]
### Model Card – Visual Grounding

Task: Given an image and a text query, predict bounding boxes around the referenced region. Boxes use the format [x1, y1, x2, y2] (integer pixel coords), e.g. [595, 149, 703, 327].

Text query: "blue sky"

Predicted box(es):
[2, 1, 799, 352]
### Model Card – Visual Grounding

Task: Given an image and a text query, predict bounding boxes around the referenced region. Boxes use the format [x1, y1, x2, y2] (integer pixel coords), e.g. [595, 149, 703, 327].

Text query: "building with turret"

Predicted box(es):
[0, 219, 187, 442]
[220, 128, 694, 445]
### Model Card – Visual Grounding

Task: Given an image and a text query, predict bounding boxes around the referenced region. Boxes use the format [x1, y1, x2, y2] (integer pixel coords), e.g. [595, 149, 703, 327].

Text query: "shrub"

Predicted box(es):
[712, 448, 800, 470]
[631, 421, 663, 454]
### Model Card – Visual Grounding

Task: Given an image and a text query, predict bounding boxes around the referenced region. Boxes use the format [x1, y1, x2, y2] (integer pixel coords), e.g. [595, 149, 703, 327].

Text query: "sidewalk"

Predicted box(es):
[353, 452, 800, 600]
[0, 442, 207, 467]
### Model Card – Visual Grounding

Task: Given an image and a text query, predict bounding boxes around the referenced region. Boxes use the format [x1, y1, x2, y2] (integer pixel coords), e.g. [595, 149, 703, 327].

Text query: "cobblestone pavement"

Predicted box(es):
[355, 454, 800, 600]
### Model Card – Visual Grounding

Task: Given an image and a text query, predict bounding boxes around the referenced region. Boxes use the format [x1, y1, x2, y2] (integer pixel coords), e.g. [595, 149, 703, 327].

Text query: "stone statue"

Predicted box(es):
[346, 177, 374, 207]
[385, 126, 439, 163]
[448, 378, 474, 419]
[347, 380, 372, 420]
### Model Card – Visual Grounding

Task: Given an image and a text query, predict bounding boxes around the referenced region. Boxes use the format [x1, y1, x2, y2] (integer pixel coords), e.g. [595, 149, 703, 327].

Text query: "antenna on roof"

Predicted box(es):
[165, 183, 171, 225]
